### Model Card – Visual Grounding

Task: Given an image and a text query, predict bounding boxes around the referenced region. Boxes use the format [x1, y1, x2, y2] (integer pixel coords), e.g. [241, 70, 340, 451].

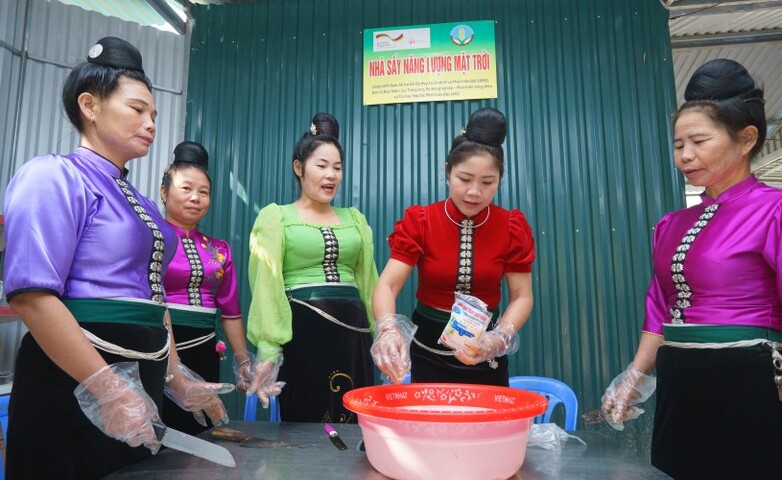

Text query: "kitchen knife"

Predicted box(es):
[152, 421, 236, 467]
[324, 424, 348, 450]
[211, 426, 298, 448]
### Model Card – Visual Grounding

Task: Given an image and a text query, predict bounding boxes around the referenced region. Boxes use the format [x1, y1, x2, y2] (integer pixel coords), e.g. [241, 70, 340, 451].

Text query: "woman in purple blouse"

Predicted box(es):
[2, 38, 232, 478]
[159, 142, 251, 435]
[602, 59, 782, 478]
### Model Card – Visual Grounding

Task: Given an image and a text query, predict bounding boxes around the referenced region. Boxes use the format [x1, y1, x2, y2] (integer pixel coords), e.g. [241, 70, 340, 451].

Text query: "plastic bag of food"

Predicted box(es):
[439, 293, 493, 350]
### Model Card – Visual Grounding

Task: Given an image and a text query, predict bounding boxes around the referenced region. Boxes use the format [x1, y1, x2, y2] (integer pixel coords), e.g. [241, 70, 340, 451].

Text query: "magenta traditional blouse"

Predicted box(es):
[163, 222, 241, 318]
[643, 176, 782, 335]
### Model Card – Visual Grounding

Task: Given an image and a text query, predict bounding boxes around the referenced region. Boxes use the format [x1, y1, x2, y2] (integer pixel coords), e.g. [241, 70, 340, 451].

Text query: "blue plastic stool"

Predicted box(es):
[381, 371, 411, 384]
[508, 376, 579, 430]
[1, 394, 9, 480]
[243, 394, 280, 423]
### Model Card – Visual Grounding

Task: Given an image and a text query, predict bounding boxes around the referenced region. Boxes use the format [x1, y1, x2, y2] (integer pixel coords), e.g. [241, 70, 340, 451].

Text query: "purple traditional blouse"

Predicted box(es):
[163, 222, 241, 318]
[3, 147, 177, 302]
[643, 176, 782, 335]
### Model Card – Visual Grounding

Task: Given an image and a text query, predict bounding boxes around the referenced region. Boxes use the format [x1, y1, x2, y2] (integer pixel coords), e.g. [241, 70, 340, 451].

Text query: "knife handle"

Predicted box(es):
[211, 427, 252, 443]
[152, 421, 167, 441]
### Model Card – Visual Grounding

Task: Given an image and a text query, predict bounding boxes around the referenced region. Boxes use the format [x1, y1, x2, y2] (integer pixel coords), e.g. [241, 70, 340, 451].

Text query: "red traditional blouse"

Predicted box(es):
[389, 200, 535, 310]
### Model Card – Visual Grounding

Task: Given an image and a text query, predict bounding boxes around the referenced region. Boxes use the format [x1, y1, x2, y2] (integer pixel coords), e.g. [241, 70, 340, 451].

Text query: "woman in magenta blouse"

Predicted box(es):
[602, 59, 782, 478]
[371, 107, 535, 386]
[160, 142, 251, 434]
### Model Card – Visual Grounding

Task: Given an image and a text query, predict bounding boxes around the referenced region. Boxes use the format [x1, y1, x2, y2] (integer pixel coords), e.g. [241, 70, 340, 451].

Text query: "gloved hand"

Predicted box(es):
[74, 362, 161, 453]
[601, 363, 657, 431]
[453, 320, 519, 366]
[164, 361, 235, 427]
[232, 352, 254, 393]
[247, 351, 285, 408]
[370, 314, 418, 384]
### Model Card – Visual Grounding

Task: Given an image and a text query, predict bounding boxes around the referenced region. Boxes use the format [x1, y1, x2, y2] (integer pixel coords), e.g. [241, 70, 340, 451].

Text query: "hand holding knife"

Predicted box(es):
[73, 362, 236, 467]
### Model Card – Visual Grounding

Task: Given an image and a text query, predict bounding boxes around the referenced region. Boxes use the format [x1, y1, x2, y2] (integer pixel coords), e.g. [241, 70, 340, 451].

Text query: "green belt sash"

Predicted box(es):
[286, 284, 360, 302]
[168, 307, 219, 329]
[63, 298, 165, 327]
[664, 324, 782, 343]
[415, 302, 501, 324]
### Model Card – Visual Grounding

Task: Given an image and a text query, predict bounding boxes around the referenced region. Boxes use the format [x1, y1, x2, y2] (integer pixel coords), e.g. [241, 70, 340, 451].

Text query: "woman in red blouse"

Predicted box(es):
[371, 107, 535, 386]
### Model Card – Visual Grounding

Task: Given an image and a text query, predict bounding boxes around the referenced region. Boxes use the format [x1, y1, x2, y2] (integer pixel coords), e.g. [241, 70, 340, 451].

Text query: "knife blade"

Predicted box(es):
[152, 421, 236, 467]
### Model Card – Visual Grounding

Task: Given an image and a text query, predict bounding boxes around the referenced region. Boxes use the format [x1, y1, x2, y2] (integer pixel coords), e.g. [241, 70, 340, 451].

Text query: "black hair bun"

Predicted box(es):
[684, 58, 762, 103]
[463, 107, 506, 147]
[310, 112, 339, 139]
[86, 37, 145, 74]
[173, 141, 209, 170]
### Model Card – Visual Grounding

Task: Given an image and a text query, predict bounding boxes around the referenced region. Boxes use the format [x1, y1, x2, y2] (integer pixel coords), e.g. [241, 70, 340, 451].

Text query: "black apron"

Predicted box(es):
[6, 323, 167, 480]
[652, 343, 782, 478]
[410, 304, 509, 386]
[277, 297, 373, 423]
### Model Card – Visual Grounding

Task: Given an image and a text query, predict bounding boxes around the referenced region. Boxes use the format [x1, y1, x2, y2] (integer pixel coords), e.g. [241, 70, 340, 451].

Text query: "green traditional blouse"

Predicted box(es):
[247, 203, 379, 361]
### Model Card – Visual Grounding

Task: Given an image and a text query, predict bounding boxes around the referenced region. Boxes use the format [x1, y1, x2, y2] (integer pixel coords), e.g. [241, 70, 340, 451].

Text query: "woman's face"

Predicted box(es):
[295, 143, 343, 205]
[162, 167, 211, 230]
[674, 109, 755, 198]
[447, 152, 501, 217]
[87, 76, 157, 165]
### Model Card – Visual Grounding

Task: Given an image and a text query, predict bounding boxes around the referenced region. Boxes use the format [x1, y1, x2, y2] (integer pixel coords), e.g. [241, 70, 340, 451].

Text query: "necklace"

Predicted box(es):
[444, 198, 490, 229]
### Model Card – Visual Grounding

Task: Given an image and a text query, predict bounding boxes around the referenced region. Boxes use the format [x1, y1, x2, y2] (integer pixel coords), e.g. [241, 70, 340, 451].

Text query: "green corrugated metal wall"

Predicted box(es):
[186, 0, 681, 457]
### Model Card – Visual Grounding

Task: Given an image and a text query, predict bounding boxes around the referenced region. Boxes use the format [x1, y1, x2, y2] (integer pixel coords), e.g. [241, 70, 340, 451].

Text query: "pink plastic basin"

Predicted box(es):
[343, 383, 548, 480]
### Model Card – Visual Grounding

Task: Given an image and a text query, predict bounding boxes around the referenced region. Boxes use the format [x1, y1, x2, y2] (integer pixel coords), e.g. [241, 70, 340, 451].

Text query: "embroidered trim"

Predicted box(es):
[181, 238, 204, 306]
[668, 203, 720, 323]
[455, 220, 475, 294]
[321, 227, 340, 282]
[115, 178, 165, 304]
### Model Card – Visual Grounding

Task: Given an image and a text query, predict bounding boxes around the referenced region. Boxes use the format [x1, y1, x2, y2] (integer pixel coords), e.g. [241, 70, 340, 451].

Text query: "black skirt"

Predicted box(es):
[277, 298, 373, 423]
[409, 307, 509, 386]
[6, 323, 168, 480]
[161, 324, 220, 436]
[652, 343, 782, 479]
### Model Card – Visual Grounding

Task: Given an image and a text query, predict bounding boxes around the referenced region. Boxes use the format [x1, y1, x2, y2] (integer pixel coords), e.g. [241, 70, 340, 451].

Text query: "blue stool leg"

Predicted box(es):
[269, 396, 280, 423]
[243, 394, 258, 422]
[1, 395, 10, 480]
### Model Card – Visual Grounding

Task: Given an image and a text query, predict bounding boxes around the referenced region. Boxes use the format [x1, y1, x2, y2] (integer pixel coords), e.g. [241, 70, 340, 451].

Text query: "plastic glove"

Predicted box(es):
[247, 351, 285, 408]
[232, 352, 254, 393]
[453, 320, 519, 366]
[601, 363, 657, 431]
[164, 361, 235, 427]
[74, 362, 161, 453]
[370, 314, 418, 384]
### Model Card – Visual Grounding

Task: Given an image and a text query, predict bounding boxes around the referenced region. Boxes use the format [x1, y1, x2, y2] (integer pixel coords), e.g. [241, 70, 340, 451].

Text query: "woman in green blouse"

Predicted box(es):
[246, 113, 378, 423]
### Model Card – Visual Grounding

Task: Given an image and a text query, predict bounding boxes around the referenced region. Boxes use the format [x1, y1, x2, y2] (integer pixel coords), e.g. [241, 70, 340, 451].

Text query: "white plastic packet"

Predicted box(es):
[438, 293, 492, 350]
[527, 423, 586, 456]
[525, 424, 587, 477]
